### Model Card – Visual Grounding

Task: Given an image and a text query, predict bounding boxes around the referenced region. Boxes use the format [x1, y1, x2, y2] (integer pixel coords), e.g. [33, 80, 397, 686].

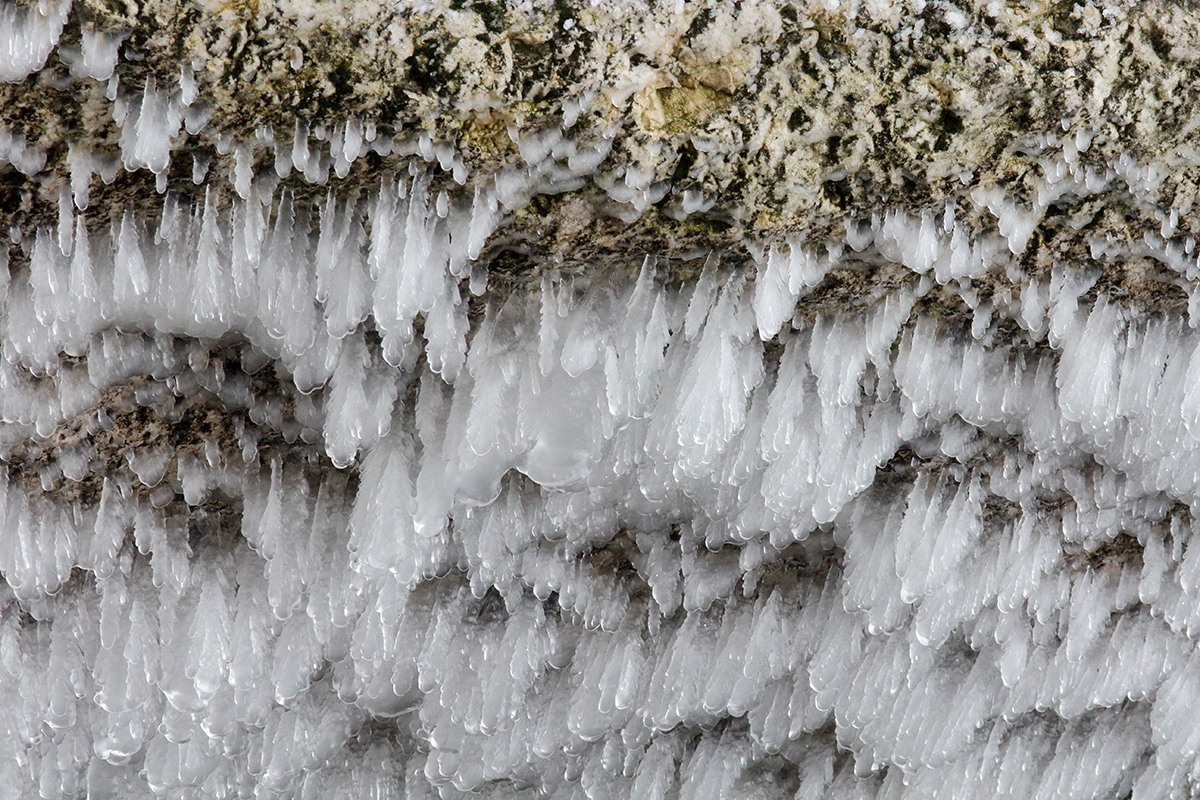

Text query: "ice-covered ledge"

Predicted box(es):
[6, 2, 1200, 799]
[4, 1, 1200, 271]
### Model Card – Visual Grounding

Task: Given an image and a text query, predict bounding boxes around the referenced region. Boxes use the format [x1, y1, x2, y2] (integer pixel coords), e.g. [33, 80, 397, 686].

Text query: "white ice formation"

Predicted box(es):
[4, 3, 1200, 800]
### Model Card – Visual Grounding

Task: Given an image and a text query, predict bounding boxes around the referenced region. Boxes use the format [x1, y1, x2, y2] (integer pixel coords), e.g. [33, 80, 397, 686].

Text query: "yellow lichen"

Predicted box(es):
[633, 70, 734, 138]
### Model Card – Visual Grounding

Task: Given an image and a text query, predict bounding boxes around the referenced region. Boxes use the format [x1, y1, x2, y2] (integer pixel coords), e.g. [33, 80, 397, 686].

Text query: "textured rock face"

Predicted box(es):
[5, 2, 1200, 799]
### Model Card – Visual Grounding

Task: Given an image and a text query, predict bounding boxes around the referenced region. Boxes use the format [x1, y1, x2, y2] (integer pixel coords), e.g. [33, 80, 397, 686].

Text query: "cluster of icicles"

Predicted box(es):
[11, 2, 1200, 796]
[2, 164, 1200, 798]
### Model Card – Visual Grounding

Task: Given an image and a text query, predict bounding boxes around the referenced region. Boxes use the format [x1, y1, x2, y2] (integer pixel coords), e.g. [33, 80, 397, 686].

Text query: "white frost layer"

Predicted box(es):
[2, 181, 1200, 797]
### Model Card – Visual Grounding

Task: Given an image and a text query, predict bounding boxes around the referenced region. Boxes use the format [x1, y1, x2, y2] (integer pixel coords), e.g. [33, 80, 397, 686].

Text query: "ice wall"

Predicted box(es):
[3, 1, 1200, 799]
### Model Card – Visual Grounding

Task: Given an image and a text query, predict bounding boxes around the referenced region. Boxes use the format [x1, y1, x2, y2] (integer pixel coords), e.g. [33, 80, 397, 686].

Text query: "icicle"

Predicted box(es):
[753, 242, 797, 340]
[113, 208, 151, 321]
[132, 77, 182, 175]
[190, 186, 232, 331]
[68, 144, 93, 210]
[69, 214, 100, 332]
[58, 182, 74, 256]
[74, 26, 124, 80]
[234, 142, 253, 200]
[0, 0, 72, 83]
[684, 252, 719, 341]
[29, 226, 63, 326]
[324, 331, 371, 468]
